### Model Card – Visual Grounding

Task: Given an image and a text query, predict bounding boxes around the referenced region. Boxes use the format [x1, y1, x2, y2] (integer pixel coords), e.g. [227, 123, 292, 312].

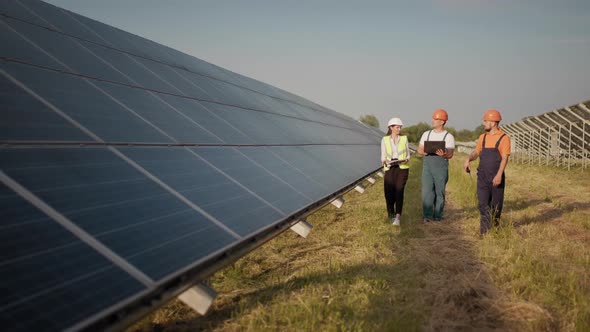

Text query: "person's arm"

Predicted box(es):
[442, 134, 455, 160]
[381, 139, 386, 166]
[417, 132, 428, 156]
[463, 149, 479, 173]
[445, 148, 454, 160]
[493, 155, 509, 186]
[400, 138, 410, 164]
[434, 147, 453, 159]
[492, 135, 511, 185]
[417, 144, 427, 156]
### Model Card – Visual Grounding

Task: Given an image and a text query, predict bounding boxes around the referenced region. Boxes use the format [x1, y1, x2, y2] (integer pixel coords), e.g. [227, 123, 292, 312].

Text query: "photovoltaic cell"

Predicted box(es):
[16, 0, 112, 47]
[0, 0, 383, 330]
[2, 15, 123, 80]
[155, 94, 252, 144]
[131, 57, 206, 96]
[93, 81, 223, 144]
[119, 147, 285, 237]
[204, 103, 292, 144]
[0, 0, 49, 27]
[239, 147, 329, 201]
[174, 69, 236, 103]
[0, 183, 146, 332]
[0, 73, 90, 141]
[193, 147, 313, 215]
[86, 45, 180, 94]
[0, 61, 174, 143]
[0, 17, 64, 70]
[0, 148, 237, 280]
[163, 67, 224, 102]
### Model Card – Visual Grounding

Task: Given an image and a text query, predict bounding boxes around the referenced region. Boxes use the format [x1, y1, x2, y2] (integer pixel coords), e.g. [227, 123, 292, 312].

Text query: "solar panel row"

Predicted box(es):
[1, 0, 382, 331]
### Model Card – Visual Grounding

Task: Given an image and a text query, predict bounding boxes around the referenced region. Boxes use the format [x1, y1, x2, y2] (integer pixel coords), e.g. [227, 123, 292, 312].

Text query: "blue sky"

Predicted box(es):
[42, 0, 590, 130]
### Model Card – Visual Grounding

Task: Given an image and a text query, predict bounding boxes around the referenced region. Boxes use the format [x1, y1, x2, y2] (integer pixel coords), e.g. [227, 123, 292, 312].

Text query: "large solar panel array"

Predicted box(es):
[0, 0, 382, 330]
[503, 100, 590, 169]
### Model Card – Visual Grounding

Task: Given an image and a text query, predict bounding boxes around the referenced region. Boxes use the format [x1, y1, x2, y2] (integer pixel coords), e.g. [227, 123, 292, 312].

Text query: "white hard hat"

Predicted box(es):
[387, 117, 403, 127]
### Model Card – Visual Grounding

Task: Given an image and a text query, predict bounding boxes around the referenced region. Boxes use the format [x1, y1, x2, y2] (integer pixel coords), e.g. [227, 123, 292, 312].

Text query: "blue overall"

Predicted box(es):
[422, 131, 449, 220]
[477, 133, 506, 234]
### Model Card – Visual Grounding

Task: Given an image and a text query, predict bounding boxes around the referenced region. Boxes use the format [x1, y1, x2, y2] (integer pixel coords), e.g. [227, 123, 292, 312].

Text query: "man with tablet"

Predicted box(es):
[417, 109, 455, 223]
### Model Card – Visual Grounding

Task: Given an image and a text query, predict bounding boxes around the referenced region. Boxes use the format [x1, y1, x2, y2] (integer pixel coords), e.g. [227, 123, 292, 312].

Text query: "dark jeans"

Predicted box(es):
[384, 167, 409, 217]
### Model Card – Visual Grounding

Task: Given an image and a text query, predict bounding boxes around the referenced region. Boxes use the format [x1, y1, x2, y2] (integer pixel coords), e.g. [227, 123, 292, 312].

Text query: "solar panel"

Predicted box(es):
[0, 0, 382, 330]
[0, 181, 146, 332]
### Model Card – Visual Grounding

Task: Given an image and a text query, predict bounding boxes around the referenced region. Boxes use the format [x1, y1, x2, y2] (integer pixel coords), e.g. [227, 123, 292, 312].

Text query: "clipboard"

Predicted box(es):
[424, 141, 446, 154]
[386, 158, 407, 167]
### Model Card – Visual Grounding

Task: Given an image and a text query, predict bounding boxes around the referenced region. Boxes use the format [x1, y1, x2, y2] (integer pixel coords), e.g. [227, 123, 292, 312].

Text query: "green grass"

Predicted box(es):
[129, 156, 590, 332]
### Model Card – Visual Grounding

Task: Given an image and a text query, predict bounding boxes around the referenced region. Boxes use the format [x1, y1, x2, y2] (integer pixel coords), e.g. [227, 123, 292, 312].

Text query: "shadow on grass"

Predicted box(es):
[174, 259, 505, 331]
[505, 198, 548, 213]
[511, 201, 590, 227]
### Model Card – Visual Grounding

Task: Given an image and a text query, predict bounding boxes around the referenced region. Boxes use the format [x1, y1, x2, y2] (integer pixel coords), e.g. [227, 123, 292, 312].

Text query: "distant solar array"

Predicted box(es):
[0, 0, 382, 330]
[503, 101, 590, 170]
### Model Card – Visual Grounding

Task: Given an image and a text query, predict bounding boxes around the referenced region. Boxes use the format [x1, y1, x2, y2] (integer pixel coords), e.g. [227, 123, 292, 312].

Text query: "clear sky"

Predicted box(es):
[42, 0, 590, 130]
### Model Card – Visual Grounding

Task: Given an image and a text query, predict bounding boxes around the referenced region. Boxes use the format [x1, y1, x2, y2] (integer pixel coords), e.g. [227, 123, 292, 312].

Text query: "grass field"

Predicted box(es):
[128, 154, 589, 332]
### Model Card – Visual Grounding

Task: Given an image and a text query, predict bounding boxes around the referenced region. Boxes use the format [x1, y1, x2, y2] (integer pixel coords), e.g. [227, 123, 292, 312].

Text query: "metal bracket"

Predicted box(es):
[354, 184, 365, 193]
[330, 197, 344, 208]
[290, 219, 313, 238]
[177, 283, 217, 315]
[367, 176, 376, 184]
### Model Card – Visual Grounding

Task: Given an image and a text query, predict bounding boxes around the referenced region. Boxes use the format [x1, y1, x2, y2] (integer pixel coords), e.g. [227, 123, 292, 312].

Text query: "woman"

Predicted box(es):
[381, 117, 411, 226]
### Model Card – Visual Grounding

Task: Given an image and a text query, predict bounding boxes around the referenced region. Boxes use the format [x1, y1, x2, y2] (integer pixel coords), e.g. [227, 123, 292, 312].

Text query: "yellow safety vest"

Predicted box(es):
[383, 135, 410, 171]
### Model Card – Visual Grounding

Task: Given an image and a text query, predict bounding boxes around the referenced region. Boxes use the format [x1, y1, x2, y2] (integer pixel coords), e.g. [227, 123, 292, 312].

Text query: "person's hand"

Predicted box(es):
[492, 174, 502, 187]
[400, 159, 409, 164]
[435, 149, 446, 157]
[463, 159, 471, 173]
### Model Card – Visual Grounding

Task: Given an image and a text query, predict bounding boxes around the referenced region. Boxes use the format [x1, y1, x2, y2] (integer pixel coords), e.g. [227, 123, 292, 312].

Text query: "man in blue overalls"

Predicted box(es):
[417, 109, 455, 223]
[464, 109, 511, 235]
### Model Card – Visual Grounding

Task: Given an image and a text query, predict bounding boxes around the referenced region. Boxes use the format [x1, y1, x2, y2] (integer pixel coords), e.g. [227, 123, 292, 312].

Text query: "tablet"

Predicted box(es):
[386, 158, 406, 166]
[424, 141, 446, 154]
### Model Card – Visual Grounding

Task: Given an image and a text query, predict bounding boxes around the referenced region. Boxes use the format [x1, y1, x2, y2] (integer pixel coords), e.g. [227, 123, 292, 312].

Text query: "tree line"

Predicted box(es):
[400, 122, 484, 143]
[359, 115, 483, 143]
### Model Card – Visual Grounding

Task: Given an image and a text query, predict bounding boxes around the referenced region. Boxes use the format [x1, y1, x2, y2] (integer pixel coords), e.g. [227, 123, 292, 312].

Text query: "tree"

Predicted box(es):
[359, 114, 379, 128]
[399, 123, 484, 143]
[401, 122, 430, 143]
[472, 125, 484, 140]
[455, 129, 474, 142]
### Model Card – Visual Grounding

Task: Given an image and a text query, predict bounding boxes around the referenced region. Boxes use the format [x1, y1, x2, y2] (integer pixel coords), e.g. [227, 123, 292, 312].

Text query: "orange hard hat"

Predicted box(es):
[432, 109, 448, 121]
[483, 109, 502, 122]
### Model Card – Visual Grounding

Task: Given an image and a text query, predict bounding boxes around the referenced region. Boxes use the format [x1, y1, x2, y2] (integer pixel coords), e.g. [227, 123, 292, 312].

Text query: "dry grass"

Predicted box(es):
[448, 156, 590, 331]
[128, 156, 590, 332]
